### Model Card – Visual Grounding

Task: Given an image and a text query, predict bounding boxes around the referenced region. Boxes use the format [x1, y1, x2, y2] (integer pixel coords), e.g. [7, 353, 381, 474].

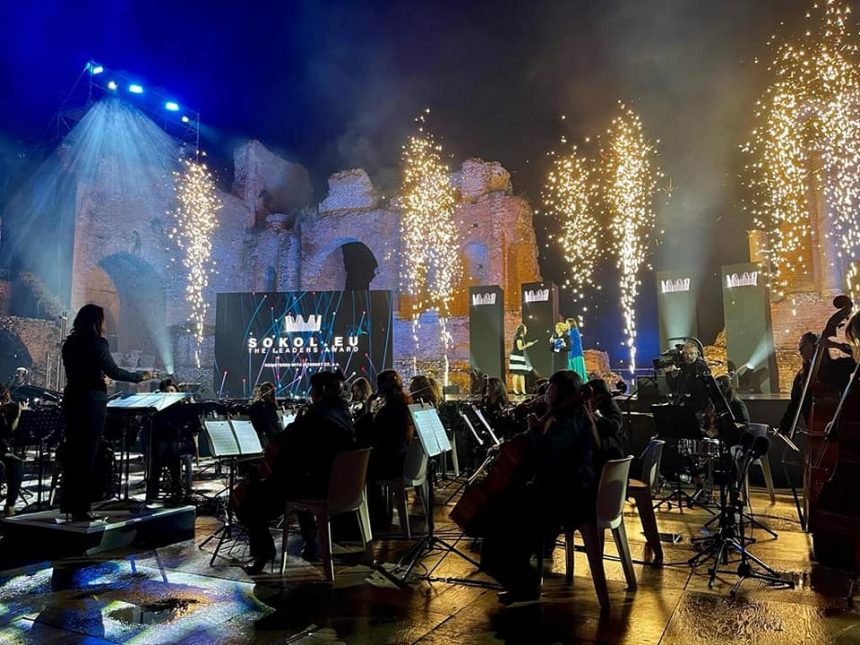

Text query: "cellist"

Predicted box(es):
[479, 370, 598, 605]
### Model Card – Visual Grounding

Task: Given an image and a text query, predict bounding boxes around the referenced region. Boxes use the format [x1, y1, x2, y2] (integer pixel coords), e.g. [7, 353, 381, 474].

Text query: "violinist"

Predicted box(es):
[349, 377, 373, 419]
[0, 385, 24, 517]
[248, 382, 283, 447]
[234, 370, 354, 575]
[587, 379, 625, 472]
[480, 370, 597, 605]
[409, 374, 440, 407]
[356, 370, 415, 529]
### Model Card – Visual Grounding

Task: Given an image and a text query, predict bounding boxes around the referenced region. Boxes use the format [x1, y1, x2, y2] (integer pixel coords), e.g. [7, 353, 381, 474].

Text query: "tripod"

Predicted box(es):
[390, 458, 487, 584]
[198, 456, 247, 566]
[688, 441, 794, 593]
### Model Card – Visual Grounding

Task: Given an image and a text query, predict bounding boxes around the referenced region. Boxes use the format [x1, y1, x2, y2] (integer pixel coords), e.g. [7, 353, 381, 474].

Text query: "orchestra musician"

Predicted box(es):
[0, 385, 24, 517]
[355, 369, 415, 529]
[248, 382, 283, 447]
[349, 377, 373, 418]
[716, 375, 750, 426]
[778, 331, 855, 435]
[666, 341, 710, 418]
[61, 304, 154, 521]
[587, 378, 625, 471]
[234, 370, 355, 575]
[480, 370, 597, 605]
[144, 378, 197, 504]
[409, 374, 440, 407]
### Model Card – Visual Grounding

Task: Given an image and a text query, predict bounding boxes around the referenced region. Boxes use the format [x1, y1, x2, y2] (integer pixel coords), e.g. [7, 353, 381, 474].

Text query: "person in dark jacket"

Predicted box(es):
[248, 382, 282, 447]
[587, 378, 626, 473]
[61, 304, 153, 521]
[481, 370, 597, 604]
[235, 370, 355, 574]
[0, 385, 24, 517]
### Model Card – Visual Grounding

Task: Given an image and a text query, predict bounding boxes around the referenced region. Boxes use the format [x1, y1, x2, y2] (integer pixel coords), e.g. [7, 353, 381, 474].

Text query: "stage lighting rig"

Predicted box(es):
[56, 60, 201, 156]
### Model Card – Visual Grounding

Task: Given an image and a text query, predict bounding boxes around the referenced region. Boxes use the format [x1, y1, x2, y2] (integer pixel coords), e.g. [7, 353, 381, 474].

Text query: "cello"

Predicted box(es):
[809, 311, 860, 571]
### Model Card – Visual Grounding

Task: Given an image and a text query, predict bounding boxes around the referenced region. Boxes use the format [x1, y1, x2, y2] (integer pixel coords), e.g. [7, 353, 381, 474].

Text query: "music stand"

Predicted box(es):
[391, 404, 485, 585]
[106, 392, 191, 502]
[197, 418, 263, 566]
[651, 403, 715, 513]
[16, 406, 65, 511]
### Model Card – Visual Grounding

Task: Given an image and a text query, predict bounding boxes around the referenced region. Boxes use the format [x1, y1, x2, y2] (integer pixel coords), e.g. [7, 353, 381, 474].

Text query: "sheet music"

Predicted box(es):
[204, 420, 239, 457]
[409, 404, 443, 457]
[231, 419, 264, 456]
[425, 406, 452, 452]
[107, 392, 190, 410]
[472, 406, 500, 445]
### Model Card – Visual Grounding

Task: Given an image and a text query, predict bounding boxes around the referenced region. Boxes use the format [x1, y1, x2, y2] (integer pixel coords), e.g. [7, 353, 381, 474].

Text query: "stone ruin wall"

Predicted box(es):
[0, 139, 542, 394]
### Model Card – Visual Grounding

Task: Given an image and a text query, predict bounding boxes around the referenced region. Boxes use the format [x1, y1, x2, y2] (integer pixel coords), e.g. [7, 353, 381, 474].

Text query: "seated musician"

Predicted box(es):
[587, 378, 625, 471]
[778, 331, 856, 434]
[234, 370, 355, 574]
[145, 379, 196, 504]
[355, 369, 415, 528]
[716, 375, 750, 425]
[481, 370, 597, 605]
[409, 374, 440, 407]
[0, 385, 24, 517]
[667, 342, 710, 419]
[248, 382, 283, 447]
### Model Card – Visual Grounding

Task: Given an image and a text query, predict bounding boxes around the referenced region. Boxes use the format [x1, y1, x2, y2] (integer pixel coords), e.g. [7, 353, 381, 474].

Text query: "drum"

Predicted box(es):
[678, 437, 721, 458]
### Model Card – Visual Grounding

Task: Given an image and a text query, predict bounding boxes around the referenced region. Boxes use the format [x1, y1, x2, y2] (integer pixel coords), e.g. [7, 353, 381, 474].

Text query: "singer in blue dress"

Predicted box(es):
[566, 318, 587, 382]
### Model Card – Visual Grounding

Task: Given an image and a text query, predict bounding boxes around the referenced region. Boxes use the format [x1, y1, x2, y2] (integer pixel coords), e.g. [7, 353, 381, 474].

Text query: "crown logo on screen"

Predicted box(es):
[524, 289, 549, 303]
[725, 272, 758, 288]
[472, 293, 496, 306]
[283, 314, 322, 333]
[660, 278, 691, 294]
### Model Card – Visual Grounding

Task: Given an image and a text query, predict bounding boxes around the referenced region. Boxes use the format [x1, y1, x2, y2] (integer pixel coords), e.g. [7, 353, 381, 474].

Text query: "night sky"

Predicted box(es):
[0, 0, 812, 369]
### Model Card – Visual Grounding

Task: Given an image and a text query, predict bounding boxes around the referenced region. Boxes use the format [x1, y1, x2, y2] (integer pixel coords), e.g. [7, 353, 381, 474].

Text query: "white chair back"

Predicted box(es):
[403, 437, 428, 486]
[596, 456, 633, 529]
[327, 448, 372, 514]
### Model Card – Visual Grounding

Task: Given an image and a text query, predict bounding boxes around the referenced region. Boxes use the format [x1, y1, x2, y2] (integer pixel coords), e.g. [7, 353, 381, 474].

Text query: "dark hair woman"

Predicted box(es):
[61, 304, 153, 521]
[509, 324, 537, 396]
[356, 369, 415, 529]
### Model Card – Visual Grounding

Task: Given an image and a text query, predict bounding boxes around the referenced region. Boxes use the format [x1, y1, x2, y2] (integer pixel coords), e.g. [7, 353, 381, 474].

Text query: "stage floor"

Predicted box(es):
[0, 486, 856, 644]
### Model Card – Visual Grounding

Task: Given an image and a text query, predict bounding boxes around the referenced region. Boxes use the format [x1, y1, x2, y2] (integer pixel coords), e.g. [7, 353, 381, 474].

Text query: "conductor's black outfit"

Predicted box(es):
[61, 334, 144, 517]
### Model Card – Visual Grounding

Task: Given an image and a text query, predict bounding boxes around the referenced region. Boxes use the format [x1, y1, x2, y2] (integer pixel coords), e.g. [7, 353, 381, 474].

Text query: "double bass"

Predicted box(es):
[788, 296, 854, 527]
[809, 311, 860, 571]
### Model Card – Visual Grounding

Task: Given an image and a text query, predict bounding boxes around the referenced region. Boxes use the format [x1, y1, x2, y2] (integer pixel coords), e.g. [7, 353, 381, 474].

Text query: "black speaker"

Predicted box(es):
[469, 286, 505, 380]
[656, 270, 699, 351]
[722, 263, 777, 393]
[520, 281, 559, 379]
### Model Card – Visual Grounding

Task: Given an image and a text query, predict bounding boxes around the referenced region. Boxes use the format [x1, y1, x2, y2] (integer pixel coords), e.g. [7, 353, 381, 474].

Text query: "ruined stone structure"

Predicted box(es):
[3, 139, 541, 392]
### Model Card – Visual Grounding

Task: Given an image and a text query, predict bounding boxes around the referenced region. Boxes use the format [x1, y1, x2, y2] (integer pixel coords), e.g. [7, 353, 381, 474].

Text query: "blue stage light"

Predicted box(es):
[128, 84, 144, 94]
[181, 115, 190, 123]
[165, 101, 180, 112]
[87, 61, 104, 75]
[107, 80, 118, 90]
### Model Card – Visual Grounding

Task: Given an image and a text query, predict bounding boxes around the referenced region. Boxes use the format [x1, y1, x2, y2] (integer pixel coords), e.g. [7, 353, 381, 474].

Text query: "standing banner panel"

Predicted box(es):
[469, 286, 505, 380]
[656, 270, 699, 351]
[520, 281, 559, 379]
[214, 290, 393, 398]
[721, 263, 777, 394]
